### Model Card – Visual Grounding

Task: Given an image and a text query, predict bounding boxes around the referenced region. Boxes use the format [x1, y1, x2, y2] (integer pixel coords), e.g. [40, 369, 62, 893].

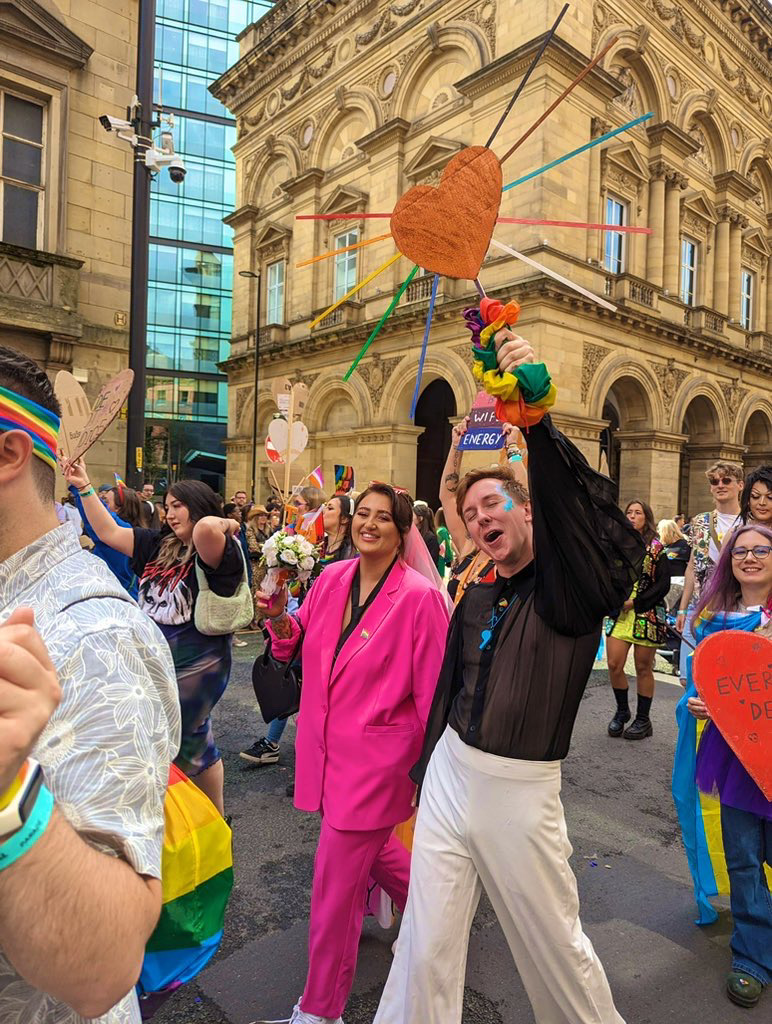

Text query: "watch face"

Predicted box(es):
[18, 764, 43, 825]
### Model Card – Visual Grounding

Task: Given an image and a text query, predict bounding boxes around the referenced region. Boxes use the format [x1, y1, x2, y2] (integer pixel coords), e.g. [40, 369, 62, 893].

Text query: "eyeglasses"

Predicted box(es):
[708, 476, 735, 486]
[730, 545, 772, 560]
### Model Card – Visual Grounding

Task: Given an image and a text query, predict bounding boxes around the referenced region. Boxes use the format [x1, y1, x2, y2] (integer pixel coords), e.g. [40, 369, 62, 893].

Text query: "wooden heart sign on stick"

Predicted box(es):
[55, 369, 134, 466]
[693, 629, 772, 800]
[55, 372, 91, 464]
[267, 418, 308, 463]
[390, 146, 502, 280]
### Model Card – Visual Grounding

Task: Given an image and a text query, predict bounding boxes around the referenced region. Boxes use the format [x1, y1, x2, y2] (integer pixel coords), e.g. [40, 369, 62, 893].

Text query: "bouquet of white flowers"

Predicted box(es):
[257, 529, 319, 596]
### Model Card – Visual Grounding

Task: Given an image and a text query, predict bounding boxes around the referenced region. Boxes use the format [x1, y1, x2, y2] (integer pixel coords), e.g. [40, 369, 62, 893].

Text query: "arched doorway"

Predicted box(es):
[415, 379, 456, 505]
[743, 410, 772, 471]
[598, 375, 654, 505]
[680, 395, 722, 515]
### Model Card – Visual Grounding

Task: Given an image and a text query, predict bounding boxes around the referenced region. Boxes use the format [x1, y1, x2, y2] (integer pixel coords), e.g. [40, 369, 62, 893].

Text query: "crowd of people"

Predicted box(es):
[0, 327, 769, 1024]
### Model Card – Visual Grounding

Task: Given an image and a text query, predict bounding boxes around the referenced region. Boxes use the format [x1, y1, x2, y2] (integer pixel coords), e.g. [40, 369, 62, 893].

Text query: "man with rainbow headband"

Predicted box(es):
[0, 346, 180, 1023]
[375, 304, 645, 1024]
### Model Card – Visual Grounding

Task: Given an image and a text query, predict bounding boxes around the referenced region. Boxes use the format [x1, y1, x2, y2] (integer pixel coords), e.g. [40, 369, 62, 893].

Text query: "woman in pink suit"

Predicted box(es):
[257, 483, 450, 1024]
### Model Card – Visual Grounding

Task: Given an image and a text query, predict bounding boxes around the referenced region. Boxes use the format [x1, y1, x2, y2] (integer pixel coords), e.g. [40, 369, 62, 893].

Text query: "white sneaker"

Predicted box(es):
[250, 1002, 344, 1024]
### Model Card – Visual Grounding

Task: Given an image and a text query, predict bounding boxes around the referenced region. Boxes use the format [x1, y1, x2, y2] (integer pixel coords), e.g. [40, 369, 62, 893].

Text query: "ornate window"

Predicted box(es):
[603, 196, 627, 274]
[333, 229, 358, 300]
[740, 269, 754, 331]
[680, 237, 698, 306]
[266, 259, 285, 324]
[0, 90, 45, 249]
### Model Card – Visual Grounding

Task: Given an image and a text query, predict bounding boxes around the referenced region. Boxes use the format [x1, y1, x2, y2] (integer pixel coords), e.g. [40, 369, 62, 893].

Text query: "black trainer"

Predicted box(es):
[608, 709, 631, 737]
[239, 738, 280, 765]
[624, 717, 653, 740]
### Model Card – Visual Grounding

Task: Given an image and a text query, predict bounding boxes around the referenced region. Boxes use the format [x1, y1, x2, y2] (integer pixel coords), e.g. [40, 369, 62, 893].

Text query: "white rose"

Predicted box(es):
[300, 556, 315, 571]
[300, 540, 313, 555]
[265, 551, 278, 567]
[281, 550, 298, 565]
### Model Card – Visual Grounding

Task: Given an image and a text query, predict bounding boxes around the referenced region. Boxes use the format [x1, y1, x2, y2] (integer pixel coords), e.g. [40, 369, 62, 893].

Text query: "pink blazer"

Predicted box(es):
[267, 558, 450, 830]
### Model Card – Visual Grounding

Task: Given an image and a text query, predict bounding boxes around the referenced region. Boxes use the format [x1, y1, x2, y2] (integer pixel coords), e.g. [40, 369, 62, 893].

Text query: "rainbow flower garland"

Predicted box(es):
[464, 299, 557, 427]
[0, 385, 60, 470]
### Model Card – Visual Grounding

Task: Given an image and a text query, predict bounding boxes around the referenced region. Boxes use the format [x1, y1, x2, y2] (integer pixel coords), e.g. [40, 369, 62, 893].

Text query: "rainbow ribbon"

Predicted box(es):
[0, 385, 60, 470]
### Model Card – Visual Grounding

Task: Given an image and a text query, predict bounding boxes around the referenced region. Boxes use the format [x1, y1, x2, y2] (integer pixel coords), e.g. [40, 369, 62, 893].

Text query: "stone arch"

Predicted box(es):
[588, 355, 664, 428]
[248, 142, 300, 206]
[735, 395, 772, 454]
[392, 27, 487, 123]
[670, 378, 730, 440]
[379, 349, 476, 425]
[741, 153, 772, 217]
[303, 372, 371, 434]
[601, 34, 668, 120]
[311, 101, 376, 169]
[677, 95, 731, 174]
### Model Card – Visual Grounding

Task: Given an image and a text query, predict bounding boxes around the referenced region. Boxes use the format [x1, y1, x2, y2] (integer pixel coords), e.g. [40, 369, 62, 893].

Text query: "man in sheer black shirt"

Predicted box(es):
[374, 333, 644, 1024]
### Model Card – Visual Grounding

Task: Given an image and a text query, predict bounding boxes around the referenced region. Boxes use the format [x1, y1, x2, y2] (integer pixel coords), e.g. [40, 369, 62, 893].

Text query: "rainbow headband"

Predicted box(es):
[0, 385, 60, 470]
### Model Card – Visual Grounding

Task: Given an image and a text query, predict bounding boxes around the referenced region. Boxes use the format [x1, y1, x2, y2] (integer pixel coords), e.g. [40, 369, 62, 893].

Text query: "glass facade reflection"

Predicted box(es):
[146, 0, 271, 487]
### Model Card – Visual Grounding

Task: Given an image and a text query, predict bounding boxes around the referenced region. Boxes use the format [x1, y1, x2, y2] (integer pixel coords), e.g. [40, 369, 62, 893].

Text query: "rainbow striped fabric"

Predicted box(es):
[672, 610, 772, 925]
[334, 464, 355, 494]
[138, 764, 233, 997]
[0, 384, 60, 469]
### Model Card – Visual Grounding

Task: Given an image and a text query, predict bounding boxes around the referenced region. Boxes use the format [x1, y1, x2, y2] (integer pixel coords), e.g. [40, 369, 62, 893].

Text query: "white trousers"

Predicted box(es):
[374, 727, 625, 1024]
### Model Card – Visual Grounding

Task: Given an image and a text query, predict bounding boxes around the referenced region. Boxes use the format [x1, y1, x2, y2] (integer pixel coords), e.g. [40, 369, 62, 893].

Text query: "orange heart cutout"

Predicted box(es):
[390, 146, 502, 281]
[693, 630, 772, 800]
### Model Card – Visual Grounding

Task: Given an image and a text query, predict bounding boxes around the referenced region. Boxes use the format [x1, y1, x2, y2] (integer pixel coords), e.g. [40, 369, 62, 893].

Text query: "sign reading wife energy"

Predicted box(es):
[458, 392, 505, 450]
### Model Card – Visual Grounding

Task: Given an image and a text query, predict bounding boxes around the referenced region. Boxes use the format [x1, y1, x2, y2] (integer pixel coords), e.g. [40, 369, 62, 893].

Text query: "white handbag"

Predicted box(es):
[193, 540, 254, 636]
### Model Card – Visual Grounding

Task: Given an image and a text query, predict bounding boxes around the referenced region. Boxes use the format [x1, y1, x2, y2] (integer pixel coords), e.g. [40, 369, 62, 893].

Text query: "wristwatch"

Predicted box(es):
[0, 759, 44, 839]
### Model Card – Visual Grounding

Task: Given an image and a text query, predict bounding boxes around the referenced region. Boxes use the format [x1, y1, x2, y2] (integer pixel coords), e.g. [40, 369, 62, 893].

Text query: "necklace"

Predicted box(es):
[479, 594, 514, 650]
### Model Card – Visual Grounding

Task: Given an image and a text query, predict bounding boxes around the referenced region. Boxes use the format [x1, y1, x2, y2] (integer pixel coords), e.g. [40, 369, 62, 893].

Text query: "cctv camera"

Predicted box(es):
[99, 114, 133, 132]
[168, 158, 186, 184]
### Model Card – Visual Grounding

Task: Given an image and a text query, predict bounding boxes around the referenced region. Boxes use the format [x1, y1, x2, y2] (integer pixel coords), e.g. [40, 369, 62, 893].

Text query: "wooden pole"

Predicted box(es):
[282, 387, 296, 503]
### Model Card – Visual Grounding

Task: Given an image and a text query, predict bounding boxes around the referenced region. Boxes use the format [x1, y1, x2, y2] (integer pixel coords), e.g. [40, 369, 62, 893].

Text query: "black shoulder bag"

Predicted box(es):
[251, 623, 303, 723]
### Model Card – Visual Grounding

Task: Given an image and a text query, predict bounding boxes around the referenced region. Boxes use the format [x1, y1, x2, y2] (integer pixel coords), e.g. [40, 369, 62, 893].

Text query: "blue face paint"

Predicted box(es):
[496, 483, 514, 511]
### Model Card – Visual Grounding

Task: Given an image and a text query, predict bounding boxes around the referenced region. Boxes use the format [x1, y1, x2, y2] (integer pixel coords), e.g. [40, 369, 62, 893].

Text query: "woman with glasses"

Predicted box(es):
[605, 499, 671, 739]
[676, 463, 743, 685]
[674, 524, 772, 1010]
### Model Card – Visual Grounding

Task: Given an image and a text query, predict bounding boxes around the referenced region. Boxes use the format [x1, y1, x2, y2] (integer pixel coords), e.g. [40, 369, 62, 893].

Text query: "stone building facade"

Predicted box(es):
[214, 0, 772, 517]
[0, 0, 136, 487]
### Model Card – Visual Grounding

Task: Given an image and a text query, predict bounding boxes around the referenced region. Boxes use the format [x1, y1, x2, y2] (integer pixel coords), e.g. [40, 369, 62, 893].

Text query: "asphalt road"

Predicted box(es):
[151, 635, 749, 1024]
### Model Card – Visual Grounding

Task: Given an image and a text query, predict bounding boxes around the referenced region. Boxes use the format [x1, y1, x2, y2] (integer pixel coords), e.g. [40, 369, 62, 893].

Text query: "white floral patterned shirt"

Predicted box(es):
[0, 526, 181, 1023]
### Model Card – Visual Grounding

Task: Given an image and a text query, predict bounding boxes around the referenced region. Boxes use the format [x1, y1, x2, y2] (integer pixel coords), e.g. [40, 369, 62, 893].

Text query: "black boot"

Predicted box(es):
[608, 709, 631, 737]
[623, 717, 653, 740]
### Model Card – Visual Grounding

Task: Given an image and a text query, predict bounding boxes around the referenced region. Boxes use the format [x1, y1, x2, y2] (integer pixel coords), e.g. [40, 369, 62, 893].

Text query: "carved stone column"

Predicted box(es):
[728, 213, 748, 322]
[588, 117, 610, 262]
[713, 208, 731, 315]
[615, 429, 687, 519]
[663, 170, 687, 296]
[646, 161, 666, 288]
[766, 255, 772, 334]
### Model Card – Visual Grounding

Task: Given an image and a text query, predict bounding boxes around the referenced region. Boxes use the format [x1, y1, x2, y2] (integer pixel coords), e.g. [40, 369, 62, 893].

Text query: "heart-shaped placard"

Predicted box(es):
[693, 630, 772, 800]
[267, 418, 308, 463]
[55, 369, 134, 466]
[390, 146, 502, 280]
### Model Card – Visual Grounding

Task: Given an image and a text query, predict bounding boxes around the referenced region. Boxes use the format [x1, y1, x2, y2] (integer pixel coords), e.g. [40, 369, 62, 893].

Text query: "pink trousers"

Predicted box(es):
[302, 818, 411, 1018]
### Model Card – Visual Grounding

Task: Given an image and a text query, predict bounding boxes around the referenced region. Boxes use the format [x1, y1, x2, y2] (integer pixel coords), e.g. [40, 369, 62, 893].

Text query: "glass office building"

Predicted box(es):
[147, 0, 271, 490]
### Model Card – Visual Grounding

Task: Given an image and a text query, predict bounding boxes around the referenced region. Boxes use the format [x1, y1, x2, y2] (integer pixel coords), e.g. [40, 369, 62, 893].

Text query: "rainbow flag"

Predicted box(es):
[114, 472, 126, 492]
[334, 464, 355, 494]
[308, 465, 324, 490]
[138, 764, 233, 997]
[300, 506, 325, 545]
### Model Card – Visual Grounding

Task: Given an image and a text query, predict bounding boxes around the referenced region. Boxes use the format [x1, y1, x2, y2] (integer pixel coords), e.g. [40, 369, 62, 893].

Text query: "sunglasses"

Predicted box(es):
[730, 545, 772, 560]
[708, 476, 735, 486]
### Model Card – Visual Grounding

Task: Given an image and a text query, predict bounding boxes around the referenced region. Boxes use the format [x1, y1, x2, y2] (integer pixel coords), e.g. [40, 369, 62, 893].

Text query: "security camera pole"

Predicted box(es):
[125, 0, 157, 489]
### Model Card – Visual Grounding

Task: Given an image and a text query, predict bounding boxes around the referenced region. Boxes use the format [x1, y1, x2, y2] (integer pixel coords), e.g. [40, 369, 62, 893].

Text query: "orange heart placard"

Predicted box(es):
[692, 629, 772, 800]
[390, 146, 502, 280]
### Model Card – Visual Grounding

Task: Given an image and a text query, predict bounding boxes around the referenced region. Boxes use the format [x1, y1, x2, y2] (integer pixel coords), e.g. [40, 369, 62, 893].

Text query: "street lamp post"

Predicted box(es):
[239, 269, 261, 503]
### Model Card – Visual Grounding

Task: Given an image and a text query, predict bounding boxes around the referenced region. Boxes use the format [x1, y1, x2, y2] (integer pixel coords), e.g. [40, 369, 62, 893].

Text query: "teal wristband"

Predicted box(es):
[508, 453, 523, 463]
[0, 784, 53, 872]
[79, 486, 95, 498]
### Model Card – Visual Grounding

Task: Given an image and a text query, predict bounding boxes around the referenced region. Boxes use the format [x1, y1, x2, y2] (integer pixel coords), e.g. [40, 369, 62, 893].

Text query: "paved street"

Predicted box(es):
[153, 636, 747, 1024]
